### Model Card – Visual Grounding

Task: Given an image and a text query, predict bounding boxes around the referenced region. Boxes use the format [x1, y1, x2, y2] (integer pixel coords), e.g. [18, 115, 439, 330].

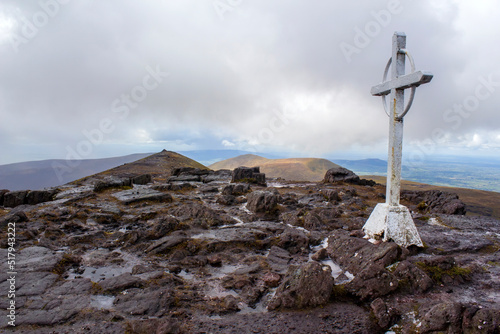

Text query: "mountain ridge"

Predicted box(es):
[74, 150, 209, 184]
[0, 153, 152, 191]
[210, 154, 340, 182]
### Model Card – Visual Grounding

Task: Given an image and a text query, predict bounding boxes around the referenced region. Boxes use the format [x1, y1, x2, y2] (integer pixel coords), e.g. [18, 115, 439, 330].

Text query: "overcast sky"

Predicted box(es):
[0, 0, 499, 165]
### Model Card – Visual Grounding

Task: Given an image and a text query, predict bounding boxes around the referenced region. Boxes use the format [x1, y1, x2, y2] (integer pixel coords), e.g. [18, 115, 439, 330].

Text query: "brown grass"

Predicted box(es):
[366, 175, 500, 219]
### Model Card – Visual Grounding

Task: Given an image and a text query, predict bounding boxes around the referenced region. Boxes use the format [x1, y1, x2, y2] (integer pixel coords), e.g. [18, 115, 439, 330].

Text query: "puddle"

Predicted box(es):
[266, 182, 287, 188]
[428, 217, 452, 228]
[286, 223, 309, 233]
[191, 231, 219, 239]
[208, 264, 242, 278]
[67, 248, 143, 282]
[240, 203, 252, 214]
[205, 286, 239, 298]
[239, 301, 268, 314]
[267, 182, 315, 188]
[320, 259, 343, 278]
[67, 265, 131, 282]
[311, 237, 329, 252]
[90, 295, 115, 310]
[178, 270, 194, 280]
[387, 310, 421, 334]
[55, 247, 69, 253]
[229, 216, 245, 225]
[343, 271, 355, 281]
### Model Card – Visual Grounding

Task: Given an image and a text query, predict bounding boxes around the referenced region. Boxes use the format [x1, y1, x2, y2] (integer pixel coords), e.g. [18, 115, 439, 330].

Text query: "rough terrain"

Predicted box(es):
[0, 151, 498, 333]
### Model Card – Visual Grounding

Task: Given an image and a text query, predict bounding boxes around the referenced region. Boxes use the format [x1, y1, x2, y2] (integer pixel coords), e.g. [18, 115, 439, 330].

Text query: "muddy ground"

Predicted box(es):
[0, 168, 499, 333]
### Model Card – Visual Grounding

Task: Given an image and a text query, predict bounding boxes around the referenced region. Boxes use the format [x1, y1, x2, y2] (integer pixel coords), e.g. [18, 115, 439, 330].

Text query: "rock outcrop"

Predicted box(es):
[323, 167, 376, 186]
[268, 261, 334, 310]
[401, 189, 466, 215]
[232, 166, 266, 186]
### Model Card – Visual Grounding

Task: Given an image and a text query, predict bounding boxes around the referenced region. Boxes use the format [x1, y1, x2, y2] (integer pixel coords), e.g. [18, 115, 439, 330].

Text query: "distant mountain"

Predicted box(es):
[0, 153, 151, 191]
[209, 154, 340, 182]
[178, 150, 283, 166]
[75, 150, 208, 184]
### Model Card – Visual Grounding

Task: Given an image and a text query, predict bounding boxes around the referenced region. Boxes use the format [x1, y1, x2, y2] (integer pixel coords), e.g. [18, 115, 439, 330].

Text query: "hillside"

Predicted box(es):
[0, 153, 151, 191]
[74, 150, 209, 184]
[366, 175, 500, 219]
[210, 154, 340, 182]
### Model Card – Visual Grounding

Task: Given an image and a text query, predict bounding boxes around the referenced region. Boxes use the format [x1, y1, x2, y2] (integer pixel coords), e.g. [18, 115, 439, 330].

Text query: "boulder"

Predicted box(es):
[0, 210, 28, 228]
[276, 227, 309, 254]
[462, 307, 500, 334]
[172, 167, 210, 176]
[371, 298, 400, 330]
[280, 210, 304, 227]
[232, 166, 266, 186]
[246, 190, 281, 214]
[131, 174, 152, 185]
[3, 190, 28, 207]
[268, 261, 334, 310]
[202, 169, 232, 183]
[261, 272, 282, 287]
[392, 260, 433, 294]
[303, 207, 343, 231]
[311, 248, 328, 261]
[93, 176, 132, 192]
[169, 168, 210, 182]
[222, 183, 251, 196]
[327, 230, 401, 274]
[112, 187, 173, 205]
[323, 167, 375, 186]
[98, 273, 143, 292]
[26, 189, 58, 205]
[266, 246, 291, 272]
[401, 190, 466, 215]
[324, 167, 359, 183]
[321, 189, 341, 202]
[148, 216, 180, 239]
[419, 302, 464, 333]
[216, 195, 236, 206]
[146, 231, 188, 255]
[415, 256, 470, 284]
[114, 288, 175, 316]
[170, 203, 232, 227]
[0, 189, 9, 206]
[199, 185, 219, 193]
[346, 263, 398, 301]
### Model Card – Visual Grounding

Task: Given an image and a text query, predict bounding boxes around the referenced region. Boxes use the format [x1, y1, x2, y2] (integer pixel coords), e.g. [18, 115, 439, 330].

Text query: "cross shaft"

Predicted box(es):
[362, 32, 433, 248]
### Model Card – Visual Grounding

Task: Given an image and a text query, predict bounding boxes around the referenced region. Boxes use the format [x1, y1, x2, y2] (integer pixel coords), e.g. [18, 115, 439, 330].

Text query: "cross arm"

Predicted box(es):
[371, 71, 433, 96]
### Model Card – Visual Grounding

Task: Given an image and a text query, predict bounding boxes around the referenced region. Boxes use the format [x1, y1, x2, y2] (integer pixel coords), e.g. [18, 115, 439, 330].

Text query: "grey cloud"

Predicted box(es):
[0, 0, 498, 164]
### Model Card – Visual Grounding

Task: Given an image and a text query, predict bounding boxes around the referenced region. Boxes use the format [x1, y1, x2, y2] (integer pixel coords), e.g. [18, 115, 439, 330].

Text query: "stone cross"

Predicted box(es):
[363, 32, 433, 247]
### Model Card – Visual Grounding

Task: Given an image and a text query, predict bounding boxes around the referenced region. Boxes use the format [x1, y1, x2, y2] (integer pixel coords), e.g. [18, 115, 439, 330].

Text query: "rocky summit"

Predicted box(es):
[0, 152, 499, 333]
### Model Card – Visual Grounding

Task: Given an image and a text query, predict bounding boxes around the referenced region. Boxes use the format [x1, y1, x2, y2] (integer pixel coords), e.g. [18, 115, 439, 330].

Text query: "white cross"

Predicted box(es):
[363, 32, 433, 247]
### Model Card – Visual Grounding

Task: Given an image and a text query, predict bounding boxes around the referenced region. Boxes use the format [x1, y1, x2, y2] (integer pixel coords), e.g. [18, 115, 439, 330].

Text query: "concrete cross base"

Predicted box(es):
[363, 203, 423, 248]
